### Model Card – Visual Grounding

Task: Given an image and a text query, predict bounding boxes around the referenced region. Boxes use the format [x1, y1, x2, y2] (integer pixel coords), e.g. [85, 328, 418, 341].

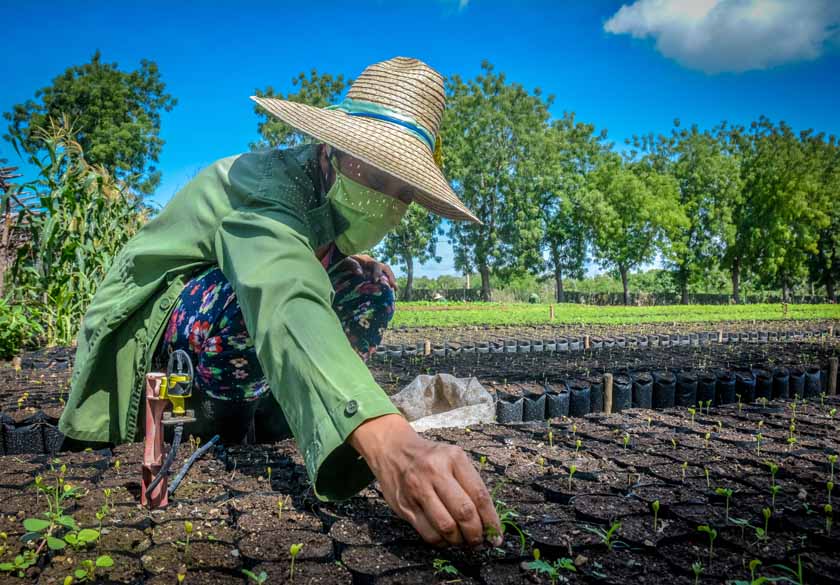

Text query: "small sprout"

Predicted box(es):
[567, 465, 577, 491]
[572, 424, 577, 437]
[548, 430, 554, 448]
[432, 558, 459, 577]
[289, 543, 303, 581]
[651, 500, 660, 532]
[704, 432, 711, 449]
[825, 504, 833, 536]
[623, 432, 630, 450]
[755, 433, 763, 454]
[717, 419, 723, 432]
[787, 436, 798, 451]
[704, 466, 711, 489]
[691, 560, 704, 585]
[64, 576, 73, 585]
[537, 456, 545, 469]
[183, 521, 193, 560]
[681, 461, 688, 482]
[688, 407, 696, 424]
[749, 559, 762, 582]
[583, 520, 623, 551]
[525, 550, 576, 584]
[241, 569, 268, 584]
[647, 416, 652, 428]
[828, 481, 834, 505]
[762, 507, 772, 539]
[829, 454, 838, 482]
[771, 484, 782, 511]
[671, 438, 677, 450]
[829, 408, 837, 419]
[705, 399, 712, 413]
[697, 524, 717, 559]
[266, 466, 272, 484]
[177, 564, 187, 584]
[767, 462, 779, 486]
[715, 487, 733, 521]
[737, 393, 742, 414]
[114, 459, 121, 473]
[479, 455, 487, 472]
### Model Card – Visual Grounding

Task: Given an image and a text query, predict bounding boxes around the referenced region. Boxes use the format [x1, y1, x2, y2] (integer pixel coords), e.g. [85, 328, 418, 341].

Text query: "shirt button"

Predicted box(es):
[345, 400, 358, 416]
[159, 298, 172, 310]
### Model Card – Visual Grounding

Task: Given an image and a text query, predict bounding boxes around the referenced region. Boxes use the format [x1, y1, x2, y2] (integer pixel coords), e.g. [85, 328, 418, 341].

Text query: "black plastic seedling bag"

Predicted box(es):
[589, 376, 604, 413]
[523, 391, 546, 422]
[696, 372, 717, 405]
[568, 379, 591, 417]
[753, 369, 772, 401]
[735, 370, 756, 403]
[496, 392, 524, 423]
[788, 367, 806, 399]
[631, 372, 653, 409]
[653, 370, 677, 409]
[772, 367, 790, 399]
[611, 374, 632, 413]
[674, 371, 696, 408]
[804, 366, 822, 398]
[546, 383, 570, 418]
[716, 370, 737, 404]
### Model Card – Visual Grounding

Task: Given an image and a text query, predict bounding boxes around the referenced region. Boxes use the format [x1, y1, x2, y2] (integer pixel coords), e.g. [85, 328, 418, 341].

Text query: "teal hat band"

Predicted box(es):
[325, 98, 436, 152]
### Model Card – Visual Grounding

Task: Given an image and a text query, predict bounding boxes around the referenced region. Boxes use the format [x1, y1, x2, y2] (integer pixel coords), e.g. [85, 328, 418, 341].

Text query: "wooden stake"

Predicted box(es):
[584, 335, 590, 350]
[718, 329, 723, 343]
[549, 305, 555, 320]
[829, 357, 838, 396]
[424, 339, 431, 356]
[604, 373, 614, 414]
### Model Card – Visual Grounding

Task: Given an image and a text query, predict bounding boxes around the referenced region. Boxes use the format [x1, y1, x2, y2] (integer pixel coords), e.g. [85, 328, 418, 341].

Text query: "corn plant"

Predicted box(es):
[4, 116, 149, 346]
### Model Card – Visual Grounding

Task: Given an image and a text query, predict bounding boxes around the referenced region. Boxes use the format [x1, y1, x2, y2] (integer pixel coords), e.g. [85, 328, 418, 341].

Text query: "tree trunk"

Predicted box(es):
[731, 258, 741, 304]
[780, 271, 790, 303]
[679, 267, 689, 305]
[555, 269, 565, 303]
[403, 254, 414, 302]
[619, 264, 629, 306]
[479, 264, 492, 302]
[827, 276, 836, 303]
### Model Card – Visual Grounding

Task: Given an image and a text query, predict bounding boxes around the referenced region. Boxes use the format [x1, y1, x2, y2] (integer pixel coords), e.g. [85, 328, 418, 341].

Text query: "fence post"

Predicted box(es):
[549, 304, 555, 321]
[584, 335, 590, 350]
[603, 373, 614, 414]
[424, 339, 431, 356]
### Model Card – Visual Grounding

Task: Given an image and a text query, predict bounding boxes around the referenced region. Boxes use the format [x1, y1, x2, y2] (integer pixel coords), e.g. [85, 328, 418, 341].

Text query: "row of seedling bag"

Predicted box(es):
[495, 363, 828, 423]
[376, 328, 834, 359]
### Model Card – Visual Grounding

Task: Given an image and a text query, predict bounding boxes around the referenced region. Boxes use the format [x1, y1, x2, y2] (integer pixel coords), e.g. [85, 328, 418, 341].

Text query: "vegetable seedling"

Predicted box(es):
[828, 481, 834, 505]
[177, 565, 187, 584]
[548, 430, 553, 448]
[767, 462, 779, 487]
[761, 507, 771, 539]
[715, 487, 733, 521]
[479, 455, 487, 472]
[242, 569, 268, 584]
[575, 439, 582, 453]
[704, 432, 711, 449]
[567, 465, 577, 491]
[755, 433, 763, 454]
[266, 466, 272, 485]
[825, 504, 833, 536]
[289, 543, 303, 582]
[829, 454, 838, 482]
[183, 521, 193, 561]
[432, 558, 459, 577]
[651, 500, 660, 532]
[525, 548, 576, 585]
[697, 525, 717, 560]
[0, 551, 37, 578]
[671, 438, 678, 450]
[749, 559, 762, 582]
[623, 433, 630, 451]
[647, 416, 652, 428]
[688, 407, 696, 424]
[72, 556, 113, 583]
[691, 560, 704, 585]
[704, 467, 711, 489]
[705, 399, 712, 414]
[583, 520, 623, 551]
[681, 461, 688, 482]
[770, 485, 781, 511]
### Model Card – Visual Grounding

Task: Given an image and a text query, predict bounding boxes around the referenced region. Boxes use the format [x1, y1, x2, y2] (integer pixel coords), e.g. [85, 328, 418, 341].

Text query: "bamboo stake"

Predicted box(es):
[604, 373, 614, 414]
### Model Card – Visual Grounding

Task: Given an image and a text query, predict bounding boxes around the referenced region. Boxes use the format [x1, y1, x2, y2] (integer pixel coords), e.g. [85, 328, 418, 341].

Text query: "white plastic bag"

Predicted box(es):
[390, 373, 495, 432]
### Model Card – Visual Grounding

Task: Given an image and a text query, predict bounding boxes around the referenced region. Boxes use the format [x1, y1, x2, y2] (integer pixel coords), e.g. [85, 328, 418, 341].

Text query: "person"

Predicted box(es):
[58, 56, 502, 549]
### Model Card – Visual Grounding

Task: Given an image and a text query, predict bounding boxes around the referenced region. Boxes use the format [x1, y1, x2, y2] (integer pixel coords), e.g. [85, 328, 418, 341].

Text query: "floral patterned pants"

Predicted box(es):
[153, 264, 394, 402]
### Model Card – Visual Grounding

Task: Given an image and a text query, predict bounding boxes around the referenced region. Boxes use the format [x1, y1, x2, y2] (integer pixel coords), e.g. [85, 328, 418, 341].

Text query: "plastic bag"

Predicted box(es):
[390, 373, 496, 432]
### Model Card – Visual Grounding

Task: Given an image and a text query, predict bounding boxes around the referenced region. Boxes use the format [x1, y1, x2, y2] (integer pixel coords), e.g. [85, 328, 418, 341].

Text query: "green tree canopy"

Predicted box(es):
[441, 61, 550, 301]
[377, 203, 442, 301]
[4, 51, 176, 194]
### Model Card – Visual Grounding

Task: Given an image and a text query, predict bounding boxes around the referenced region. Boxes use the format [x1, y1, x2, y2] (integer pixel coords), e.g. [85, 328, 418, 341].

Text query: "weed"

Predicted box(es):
[487, 481, 527, 554]
[583, 520, 624, 551]
[525, 548, 576, 584]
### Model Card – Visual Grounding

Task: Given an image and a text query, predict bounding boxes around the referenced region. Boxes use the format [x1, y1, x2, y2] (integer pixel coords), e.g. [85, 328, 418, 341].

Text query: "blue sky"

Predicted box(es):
[2, 0, 839, 278]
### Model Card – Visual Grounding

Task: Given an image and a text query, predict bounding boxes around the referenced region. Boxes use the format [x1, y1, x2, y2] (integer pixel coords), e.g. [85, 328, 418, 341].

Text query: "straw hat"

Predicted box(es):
[251, 57, 479, 223]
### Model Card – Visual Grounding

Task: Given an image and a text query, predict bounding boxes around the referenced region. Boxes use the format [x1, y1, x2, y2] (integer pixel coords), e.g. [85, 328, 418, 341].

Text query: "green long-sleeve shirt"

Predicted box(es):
[58, 143, 402, 501]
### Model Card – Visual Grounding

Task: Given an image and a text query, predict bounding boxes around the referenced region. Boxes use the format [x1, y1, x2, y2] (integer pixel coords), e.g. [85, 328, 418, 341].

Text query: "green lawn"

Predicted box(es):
[391, 302, 840, 328]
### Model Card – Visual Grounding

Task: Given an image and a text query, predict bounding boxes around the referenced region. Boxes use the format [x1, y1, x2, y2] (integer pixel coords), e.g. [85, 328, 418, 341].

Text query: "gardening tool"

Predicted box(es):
[141, 349, 197, 509]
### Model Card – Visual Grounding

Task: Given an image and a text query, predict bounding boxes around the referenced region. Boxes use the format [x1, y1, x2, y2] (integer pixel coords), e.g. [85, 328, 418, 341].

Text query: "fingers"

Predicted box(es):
[382, 263, 398, 291]
[334, 257, 363, 277]
[401, 506, 447, 548]
[453, 455, 503, 546]
[418, 487, 465, 547]
[434, 470, 484, 547]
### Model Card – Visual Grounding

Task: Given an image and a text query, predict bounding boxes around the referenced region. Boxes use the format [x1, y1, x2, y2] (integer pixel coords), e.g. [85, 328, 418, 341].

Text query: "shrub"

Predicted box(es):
[0, 298, 43, 359]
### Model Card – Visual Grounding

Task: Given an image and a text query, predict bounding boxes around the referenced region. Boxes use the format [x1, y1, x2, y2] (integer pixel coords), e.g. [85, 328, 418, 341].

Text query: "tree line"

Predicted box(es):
[5, 54, 839, 308]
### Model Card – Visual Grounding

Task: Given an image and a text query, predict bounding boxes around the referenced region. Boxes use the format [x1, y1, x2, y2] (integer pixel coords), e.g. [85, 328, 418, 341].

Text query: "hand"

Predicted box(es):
[348, 414, 503, 548]
[334, 254, 398, 292]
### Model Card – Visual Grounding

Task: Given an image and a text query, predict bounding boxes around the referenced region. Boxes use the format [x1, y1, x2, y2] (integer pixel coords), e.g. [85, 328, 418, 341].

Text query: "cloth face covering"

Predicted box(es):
[327, 156, 408, 255]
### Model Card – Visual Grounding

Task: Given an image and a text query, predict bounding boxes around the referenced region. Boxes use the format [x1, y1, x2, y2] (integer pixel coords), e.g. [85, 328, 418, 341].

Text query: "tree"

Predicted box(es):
[441, 61, 549, 301]
[4, 51, 176, 194]
[377, 203, 441, 301]
[633, 121, 741, 303]
[252, 70, 351, 149]
[534, 113, 607, 302]
[803, 132, 840, 301]
[582, 154, 687, 305]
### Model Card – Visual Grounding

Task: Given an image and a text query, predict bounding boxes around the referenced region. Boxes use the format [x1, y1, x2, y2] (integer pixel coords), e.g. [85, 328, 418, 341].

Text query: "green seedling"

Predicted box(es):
[767, 462, 779, 486]
[572, 424, 577, 437]
[289, 543, 303, 582]
[575, 439, 582, 453]
[479, 455, 487, 472]
[102, 488, 112, 514]
[769, 555, 804, 585]
[0, 551, 37, 578]
[715, 487, 733, 521]
[548, 430, 554, 448]
[821, 392, 826, 408]
[177, 565, 187, 584]
[647, 416, 652, 428]
[737, 394, 743, 414]
[183, 521, 193, 561]
[688, 407, 696, 424]
[432, 558, 459, 577]
[242, 569, 269, 584]
[623, 433, 630, 451]
[691, 560, 704, 585]
[828, 481, 834, 505]
[787, 436, 797, 451]
[63, 528, 100, 550]
[829, 408, 837, 420]
[761, 507, 772, 539]
[487, 481, 526, 554]
[266, 466, 272, 484]
[704, 467, 711, 489]
[671, 438, 678, 450]
[706, 399, 713, 414]
[749, 559, 762, 582]
[825, 504, 833, 536]
[829, 454, 838, 482]
[697, 525, 717, 560]
[681, 461, 688, 482]
[730, 517, 753, 542]
[537, 456, 545, 469]
[72, 556, 113, 583]
[567, 465, 577, 491]
[525, 548, 576, 585]
[277, 495, 290, 520]
[717, 420, 723, 432]
[770, 485, 782, 511]
[704, 432, 711, 449]
[755, 433, 763, 454]
[583, 520, 624, 551]
[114, 459, 121, 473]
[651, 500, 660, 532]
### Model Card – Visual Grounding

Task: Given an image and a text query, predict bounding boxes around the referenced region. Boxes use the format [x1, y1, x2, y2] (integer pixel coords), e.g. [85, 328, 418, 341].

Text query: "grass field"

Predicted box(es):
[390, 302, 840, 328]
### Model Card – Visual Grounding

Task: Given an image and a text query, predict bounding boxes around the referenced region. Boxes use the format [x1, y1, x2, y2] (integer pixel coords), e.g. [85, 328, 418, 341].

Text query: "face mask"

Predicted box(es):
[327, 156, 408, 255]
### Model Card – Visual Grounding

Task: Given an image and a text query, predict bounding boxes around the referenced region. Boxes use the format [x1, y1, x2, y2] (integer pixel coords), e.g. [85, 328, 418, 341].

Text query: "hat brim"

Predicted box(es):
[251, 96, 480, 224]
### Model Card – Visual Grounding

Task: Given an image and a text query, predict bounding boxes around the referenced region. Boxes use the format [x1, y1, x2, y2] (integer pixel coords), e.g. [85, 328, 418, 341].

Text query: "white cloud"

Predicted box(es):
[604, 0, 840, 73]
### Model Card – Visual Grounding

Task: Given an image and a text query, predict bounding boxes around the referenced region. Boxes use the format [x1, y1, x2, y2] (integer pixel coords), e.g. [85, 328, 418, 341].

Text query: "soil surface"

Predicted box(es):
[0, 323, 838, 584]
